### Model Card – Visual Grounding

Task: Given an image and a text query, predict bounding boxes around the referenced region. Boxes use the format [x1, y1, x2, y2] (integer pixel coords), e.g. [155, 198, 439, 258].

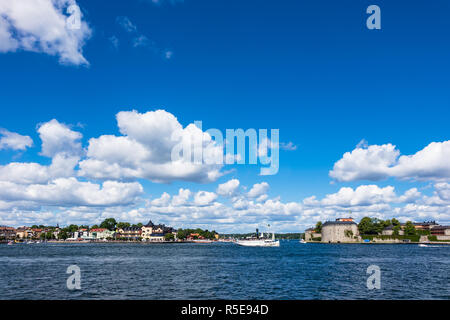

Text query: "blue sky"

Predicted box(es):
[0, 0, 449, 232]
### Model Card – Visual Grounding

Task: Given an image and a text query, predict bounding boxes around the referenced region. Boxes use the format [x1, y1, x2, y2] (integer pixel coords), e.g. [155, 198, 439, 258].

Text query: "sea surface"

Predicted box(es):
[0, 241, 449, 300]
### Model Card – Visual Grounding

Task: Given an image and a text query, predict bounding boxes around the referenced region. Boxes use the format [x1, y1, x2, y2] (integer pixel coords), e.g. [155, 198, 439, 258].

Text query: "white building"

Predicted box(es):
[141, 220, 175, 242]
[90, 228, 114, 240]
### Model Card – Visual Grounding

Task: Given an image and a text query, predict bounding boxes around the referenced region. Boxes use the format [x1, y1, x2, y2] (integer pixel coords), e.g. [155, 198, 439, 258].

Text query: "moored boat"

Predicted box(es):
[236, 228, 280, 247]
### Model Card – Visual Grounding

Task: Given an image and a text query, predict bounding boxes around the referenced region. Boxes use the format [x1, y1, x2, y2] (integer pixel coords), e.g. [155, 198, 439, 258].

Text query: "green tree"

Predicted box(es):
[165, 233, 175, 241]
[58, 230, 68, 240]
[315, 221, 323, 233]
[100, 218, 117, 231]
[91, 224, 99, 229]
[372, 218, 385, 234]
[358, 217, 379, 235]
[117, 222, 130, 229]
[176, 228, 217, 240]
[393, 225, 401, 236]
[391, 218, 400, 226]
[66, 224, 79, 233]
[176, 229, 187, 240]
[404, 221, 416, 235]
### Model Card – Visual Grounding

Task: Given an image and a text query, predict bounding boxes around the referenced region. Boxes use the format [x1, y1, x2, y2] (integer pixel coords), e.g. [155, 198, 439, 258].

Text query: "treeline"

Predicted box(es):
[357, 217, 428, 236]
[358, 217, 402, 235]
[313, 217, 426, 236]
[276, 233, 304, 240]
[176, 228, 218, 240]
[90, 218, 144, 231]
[30, 218, 162, 240]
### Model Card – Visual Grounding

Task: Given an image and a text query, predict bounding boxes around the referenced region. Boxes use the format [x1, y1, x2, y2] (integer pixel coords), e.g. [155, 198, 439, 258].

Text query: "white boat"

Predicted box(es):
[418, 243, 443, 248]
[299, 239, 306, 243]
[7, 241, 13, 245]
[236, 239, 280, 247]
[236, 229, 280, 247]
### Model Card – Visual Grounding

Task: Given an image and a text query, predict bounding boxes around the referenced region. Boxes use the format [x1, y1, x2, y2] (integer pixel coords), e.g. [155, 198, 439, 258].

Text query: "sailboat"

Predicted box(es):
[236, 227, 280, 247]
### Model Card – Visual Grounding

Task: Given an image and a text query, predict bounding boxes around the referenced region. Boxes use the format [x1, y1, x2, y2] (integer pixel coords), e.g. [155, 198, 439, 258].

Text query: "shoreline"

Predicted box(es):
[3, 239, 450, 245]
[0, 240, 213, 244]
[305, 241, 450, 245]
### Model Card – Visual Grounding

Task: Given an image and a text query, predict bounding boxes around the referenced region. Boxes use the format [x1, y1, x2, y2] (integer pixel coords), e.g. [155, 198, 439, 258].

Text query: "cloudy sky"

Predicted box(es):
[0, 0, 449, 232]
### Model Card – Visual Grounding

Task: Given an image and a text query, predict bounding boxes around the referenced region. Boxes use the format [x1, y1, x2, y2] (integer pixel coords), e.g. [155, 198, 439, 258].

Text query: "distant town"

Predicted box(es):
[0, 218, 219, 243]
[305, 217, 450, 243]
[2, 216, 450, 245]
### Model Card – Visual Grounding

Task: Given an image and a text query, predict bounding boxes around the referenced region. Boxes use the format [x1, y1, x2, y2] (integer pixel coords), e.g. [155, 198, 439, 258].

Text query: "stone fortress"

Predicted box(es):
[321, 218, 360, 243]
[305, 217, 360, 243]
[305, 218, 450, 243]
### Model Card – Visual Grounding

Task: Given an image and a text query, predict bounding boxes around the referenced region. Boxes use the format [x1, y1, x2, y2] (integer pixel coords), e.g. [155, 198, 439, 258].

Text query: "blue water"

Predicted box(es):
[0, 241, 449, 299]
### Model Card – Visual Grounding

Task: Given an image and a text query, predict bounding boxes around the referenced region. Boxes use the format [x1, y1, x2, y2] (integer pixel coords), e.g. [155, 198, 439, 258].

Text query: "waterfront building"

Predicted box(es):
[430, 226, 450, 241]
[381, 225, 404, 236]
[149, 232, 164, 242]
[15, 227, 33, 239]
[79, 228, 94, 240]
[304, 228, 321, 241]
[410, 221, 438, 230]
[67, 228, 94, 241]
[0, 226, 16, 239]
[118, 226, 142, 240]
[52, 228, 60, 239]
[90, 228, 114, 240]
[382, 221, 438, 236]
[141, 220, 175, 241]
[141, 220, 156, 240]
[31, 228, 43, 239]
[187, 233, 204, 240]
[321, 218, 359, 243]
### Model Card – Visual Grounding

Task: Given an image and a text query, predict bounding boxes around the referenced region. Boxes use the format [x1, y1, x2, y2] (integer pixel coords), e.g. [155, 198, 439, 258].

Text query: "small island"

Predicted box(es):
[304, 217, 450, 244]
[0, 218, 219, 243]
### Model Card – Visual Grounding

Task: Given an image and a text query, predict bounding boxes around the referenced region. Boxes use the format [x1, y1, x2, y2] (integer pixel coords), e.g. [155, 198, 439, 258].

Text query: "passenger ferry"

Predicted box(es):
[236, 228, 280, 247]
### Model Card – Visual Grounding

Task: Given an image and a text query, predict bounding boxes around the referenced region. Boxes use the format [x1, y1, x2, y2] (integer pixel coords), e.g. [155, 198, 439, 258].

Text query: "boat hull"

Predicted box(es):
[236, 240, 280, 247]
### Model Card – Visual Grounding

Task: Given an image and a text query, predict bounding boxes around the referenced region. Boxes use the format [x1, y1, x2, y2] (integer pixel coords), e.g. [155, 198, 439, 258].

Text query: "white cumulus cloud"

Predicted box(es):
[0, 0, 91, 65]
[194, 191, 217, 206]
[79, 110, 224, 183]
[217, 179, 240, 197]
[0, 129, 33, 151]
[330, 141, 450, 182]
[247, 182, 269, 198]
[0, 178, 143, 208]
[38, 119, 82, 157]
